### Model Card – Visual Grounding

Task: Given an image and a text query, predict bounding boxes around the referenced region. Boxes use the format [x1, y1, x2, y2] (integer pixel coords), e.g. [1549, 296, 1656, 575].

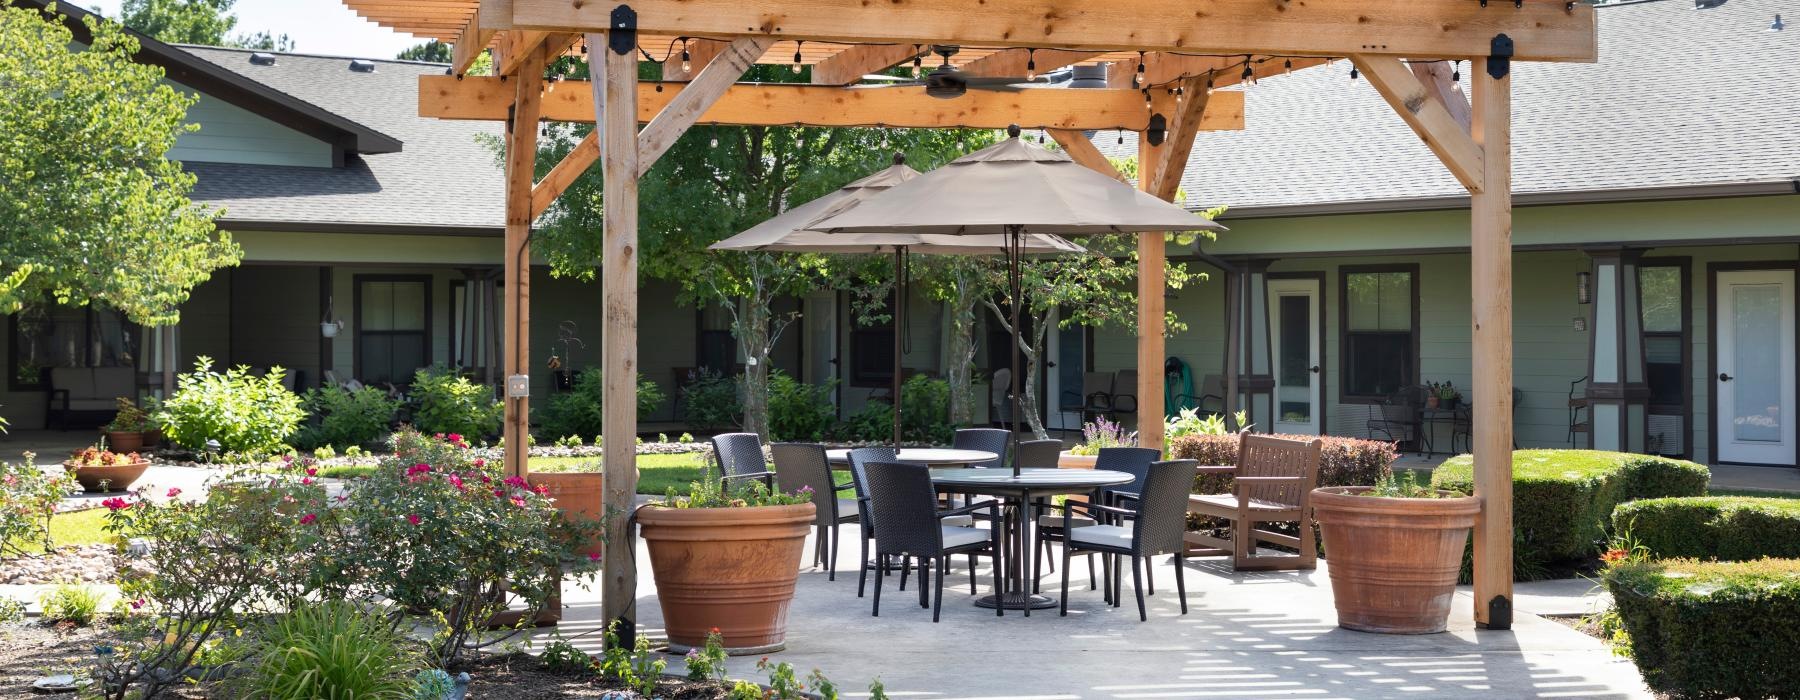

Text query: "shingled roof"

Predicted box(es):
[179, 47, 505, 234]
[1105, 0, 1800, 218]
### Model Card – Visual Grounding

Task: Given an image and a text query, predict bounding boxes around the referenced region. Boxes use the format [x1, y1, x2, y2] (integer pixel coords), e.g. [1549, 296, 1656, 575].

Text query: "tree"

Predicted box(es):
[397, 40, 453, 63]
[118, 0, 291, 51]
[0, 6, 239, 326]
[521, 62, 982, 439]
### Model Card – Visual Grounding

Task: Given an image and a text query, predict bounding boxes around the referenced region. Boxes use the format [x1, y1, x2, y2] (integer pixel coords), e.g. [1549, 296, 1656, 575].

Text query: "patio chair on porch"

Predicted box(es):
[1054, 459, 1198, 620]
[710, 432, 775, 489]
[1111, 369, 1139, 423]
[1569, 375, 1590, 447]
[1185, 434, 1323, 571]
[1081, 371, 1116, 423]
[773, 443, 856, 580]
[1367, 386, 1425, 450]
[862, 461, 1004, 621]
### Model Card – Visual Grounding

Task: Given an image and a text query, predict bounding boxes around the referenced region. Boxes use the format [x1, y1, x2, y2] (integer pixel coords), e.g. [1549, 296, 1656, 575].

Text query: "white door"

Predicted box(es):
[1715, 270, 1795, 465]
[803, 293, 838, 408]
[1269, 278, 1323, 434]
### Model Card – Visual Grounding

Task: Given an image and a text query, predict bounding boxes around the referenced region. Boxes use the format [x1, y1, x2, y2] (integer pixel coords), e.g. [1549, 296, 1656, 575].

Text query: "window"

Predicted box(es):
[355, 276, 430, 386]
[849, 291, 896, 388]
[1639, 262, 1688, 456]
[1340, 266, 1417, 401]
[8, 304, 139, 391]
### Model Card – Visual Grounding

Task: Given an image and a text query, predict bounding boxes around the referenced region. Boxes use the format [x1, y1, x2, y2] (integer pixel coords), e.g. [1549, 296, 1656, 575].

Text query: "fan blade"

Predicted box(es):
[859, 74, 916, 82]
[847, 81, 925, 89]
[961, 75, 1045, 87]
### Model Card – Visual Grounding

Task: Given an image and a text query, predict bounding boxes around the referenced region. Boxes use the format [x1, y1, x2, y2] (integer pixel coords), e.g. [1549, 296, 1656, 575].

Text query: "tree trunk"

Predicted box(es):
[945, 298, 978, 426]
[736, 296, 772, 440]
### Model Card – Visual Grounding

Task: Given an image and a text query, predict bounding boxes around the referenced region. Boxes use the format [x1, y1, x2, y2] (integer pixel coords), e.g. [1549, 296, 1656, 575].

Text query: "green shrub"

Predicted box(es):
[680, 370, 741, 432]
[39, 583, 102, 625]
[1613, 496, 1800, 561]
[297, 385, 399, 451]
[238, 600, 421, 700]
[2, 452, 72, 557]
[1431, 450, 1707, 571]
[899, 375, 953, 444]
[1604, 557, 1800, 699]
[768, 371, 836, 442]
[1170, 433, 1396, 494]
[537, 368, 665, 441]
[833, 401, 892, 443]
[407, 366, 503, 440]
[0, 595, 24, 625]
[158, 357, 305, 456]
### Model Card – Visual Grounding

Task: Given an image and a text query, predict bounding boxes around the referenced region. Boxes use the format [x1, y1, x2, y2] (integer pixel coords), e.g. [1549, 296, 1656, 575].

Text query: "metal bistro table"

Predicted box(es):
[823, 448, 998, 468]
[929, 467, 1133, 613]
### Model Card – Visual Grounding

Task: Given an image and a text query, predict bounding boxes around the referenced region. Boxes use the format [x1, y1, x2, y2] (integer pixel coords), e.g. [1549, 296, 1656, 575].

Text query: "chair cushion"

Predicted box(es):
[835, 498, 858, 516]
[942, 514, 975, 527]
[1069, 524, 1133, 549]
[1037, 514, 1097, 529]
[91, 367, 135, 396]
[941, 526, 989, 549]
[50, 367, 94, 398]
[1189, 494, 1297, 512]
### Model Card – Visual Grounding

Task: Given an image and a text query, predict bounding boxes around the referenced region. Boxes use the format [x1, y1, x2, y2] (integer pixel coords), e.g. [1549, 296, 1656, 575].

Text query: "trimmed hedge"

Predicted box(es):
[1431, 450, 1708, 568]
[1169, 433, 1396, 494]
[1604, 558, 1800, 699]
[1613, 497, 1800, 561]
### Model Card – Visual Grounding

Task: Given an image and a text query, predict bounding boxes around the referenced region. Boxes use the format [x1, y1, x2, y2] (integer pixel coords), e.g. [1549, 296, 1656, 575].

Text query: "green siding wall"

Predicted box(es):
[167, 83, 335, 168]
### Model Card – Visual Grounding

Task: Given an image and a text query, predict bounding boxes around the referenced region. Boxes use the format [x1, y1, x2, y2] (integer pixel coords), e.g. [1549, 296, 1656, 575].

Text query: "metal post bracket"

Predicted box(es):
[1487, 34, 1514, 79]
[608, 5, 638, 56]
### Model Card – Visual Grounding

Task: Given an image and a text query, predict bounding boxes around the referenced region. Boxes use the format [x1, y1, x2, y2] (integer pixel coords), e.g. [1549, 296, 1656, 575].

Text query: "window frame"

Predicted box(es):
[1638, 256, 1692, 458]
[1337, 263, 1421, 404]
[352, 274, 433, 387]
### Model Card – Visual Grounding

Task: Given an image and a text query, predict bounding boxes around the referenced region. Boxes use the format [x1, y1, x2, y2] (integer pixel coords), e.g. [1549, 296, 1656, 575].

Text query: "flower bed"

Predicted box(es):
[1612, 496, 1800, 561]
[1430, 450, 1708, 572]
[1603, 557, 1800, 699]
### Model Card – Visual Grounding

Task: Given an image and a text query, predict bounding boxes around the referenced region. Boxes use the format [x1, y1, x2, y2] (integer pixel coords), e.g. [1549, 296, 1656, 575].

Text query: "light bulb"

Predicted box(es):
[681, 58, 691, 73]
[709, 136, 718, 148]
[1283, 59, 1293, 75]
[912, 56, 922, 78]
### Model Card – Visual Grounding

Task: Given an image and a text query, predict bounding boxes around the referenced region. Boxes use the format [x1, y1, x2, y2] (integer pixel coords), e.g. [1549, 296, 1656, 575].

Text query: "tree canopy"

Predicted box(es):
[397, 40, 453, 63]
[0, 5, 239, 325]
[118, 0, 291, 51]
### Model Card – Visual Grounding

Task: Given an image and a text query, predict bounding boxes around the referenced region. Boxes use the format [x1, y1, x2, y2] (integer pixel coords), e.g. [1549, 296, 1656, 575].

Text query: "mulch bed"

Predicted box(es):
[0, 620, 206, 698]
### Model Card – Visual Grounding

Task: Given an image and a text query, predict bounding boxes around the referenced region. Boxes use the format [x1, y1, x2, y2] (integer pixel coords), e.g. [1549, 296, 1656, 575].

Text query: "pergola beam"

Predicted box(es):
[506, 0, 1597, 62]
[1412, 59, 1473, 132]
[961, 48, 1103, 78]
[1150, 75, 1209, 201]
[1469, 56, 1515, 629]
[1047, 129, 1125, 182]
[499, 43, 545, 478]
[637, 38, 776, 176]
[420, 75, 1246, 131]
[1351, 55, 1485, 193]
[450, 10, 493, 76]
[811, 43, 920, 85]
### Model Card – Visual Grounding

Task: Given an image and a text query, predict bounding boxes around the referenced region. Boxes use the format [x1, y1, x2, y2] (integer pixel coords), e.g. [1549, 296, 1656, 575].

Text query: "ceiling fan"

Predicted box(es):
[858, 45, 1045, 99]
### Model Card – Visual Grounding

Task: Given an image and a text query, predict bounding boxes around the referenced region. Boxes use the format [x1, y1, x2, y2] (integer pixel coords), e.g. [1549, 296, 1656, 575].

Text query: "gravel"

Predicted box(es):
[1, 545, 118, 585]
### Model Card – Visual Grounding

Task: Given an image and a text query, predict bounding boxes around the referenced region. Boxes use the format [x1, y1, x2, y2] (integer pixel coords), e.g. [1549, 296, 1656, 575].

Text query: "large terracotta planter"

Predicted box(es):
[1057, 451, 1098, 469]
[1311, 486, 1481, 634]
[104, 431, 144, 454]
[527, 472, 605, 559]
[637, 502, 815, 654]
[65, 460, 150, 493]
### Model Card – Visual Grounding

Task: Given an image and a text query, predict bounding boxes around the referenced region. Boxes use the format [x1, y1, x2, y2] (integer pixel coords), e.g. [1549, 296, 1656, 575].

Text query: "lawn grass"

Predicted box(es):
[1707, 488, 1800, 500]
[14, 508, 115, 553]
[529, 452, 708, 495]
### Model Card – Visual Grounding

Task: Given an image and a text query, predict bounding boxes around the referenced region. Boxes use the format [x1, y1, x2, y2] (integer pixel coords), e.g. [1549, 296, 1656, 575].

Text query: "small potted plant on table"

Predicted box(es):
[63, 445, 149, 492]
[1059, 417, 1137, 469]
[637, 474, 815, 654]
[1311, 471, 1480, 634]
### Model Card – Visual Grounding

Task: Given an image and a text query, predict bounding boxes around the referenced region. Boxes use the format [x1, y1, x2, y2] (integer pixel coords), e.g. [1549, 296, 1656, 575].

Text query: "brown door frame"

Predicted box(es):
[1706, 260, 1800, 467]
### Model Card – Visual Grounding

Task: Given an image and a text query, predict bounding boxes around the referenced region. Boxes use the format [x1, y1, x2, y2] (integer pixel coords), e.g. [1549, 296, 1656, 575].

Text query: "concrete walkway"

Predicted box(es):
[536, 531, 1650, 699]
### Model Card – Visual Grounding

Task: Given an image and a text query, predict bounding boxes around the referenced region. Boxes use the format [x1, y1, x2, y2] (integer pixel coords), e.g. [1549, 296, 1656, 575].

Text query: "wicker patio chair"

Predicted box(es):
[847, 446, 896, 598]
[710, 432, 775, 489]
[862, 461, 1004, 621]
[952, 428, 1010, 469]
[1055, 459, 1198, 620]
[1014, 439, 1064, 469]
[1033, 446, 1157, 593]
[773, 443, 856, 581]
[1185, 433, 1323, 571]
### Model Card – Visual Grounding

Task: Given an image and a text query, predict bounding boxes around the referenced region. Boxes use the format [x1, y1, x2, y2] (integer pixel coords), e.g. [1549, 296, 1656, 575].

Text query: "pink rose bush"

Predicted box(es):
[1, 452, 74, 559]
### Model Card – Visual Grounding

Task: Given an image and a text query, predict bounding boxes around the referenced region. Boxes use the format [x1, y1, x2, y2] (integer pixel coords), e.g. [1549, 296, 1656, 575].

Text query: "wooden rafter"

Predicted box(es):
[1047, 129, 1125, 182]
[636, 38, 775, 176]
[504, 0, 1598, 62]
[1412, 59, 1473, 132]
[421, 75, 1245, 131]
[811, 44, 920, 85]
[1351, 55, 1485, 193]
[450, 10, 493, 76]
[961, 48, 1102, 78]
[1150, 75, 1209, 201]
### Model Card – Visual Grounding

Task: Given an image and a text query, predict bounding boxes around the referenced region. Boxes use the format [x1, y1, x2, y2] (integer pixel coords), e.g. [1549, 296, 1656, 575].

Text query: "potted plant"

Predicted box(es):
[63, 445, 150, 493]
[637, 474, 814, 654]
[103, 397, 153, 453]
[1059, 416, 1137, 469]
[1428, 381, 1462, 411]
[524, 457, 604, 560]
[1311, 472, 1480, 634]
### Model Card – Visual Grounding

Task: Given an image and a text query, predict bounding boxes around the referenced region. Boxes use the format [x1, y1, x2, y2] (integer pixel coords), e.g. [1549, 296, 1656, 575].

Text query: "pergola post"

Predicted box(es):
[1136, 110, 1169, 449]
[501, 46, 546, 478]
[1470, 55, 1515, 629]
[592, 28, 642, 645]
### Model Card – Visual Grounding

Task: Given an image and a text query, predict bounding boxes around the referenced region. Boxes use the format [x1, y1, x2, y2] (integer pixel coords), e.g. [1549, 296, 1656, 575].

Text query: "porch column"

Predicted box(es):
[1234, 259, 1276, 429]
[501, 47, 546, 478]
[1584, 248, 1650, 453]
[1470, 55, 1515, 629]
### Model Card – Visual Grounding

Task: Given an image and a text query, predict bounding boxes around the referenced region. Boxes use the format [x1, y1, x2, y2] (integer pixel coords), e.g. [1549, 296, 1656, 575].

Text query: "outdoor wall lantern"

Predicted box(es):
[1576, 271, 1592, 305]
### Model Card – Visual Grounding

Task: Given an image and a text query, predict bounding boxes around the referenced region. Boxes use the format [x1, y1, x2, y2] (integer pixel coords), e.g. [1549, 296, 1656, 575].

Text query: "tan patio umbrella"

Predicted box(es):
[808, 127, 1226, 473]
[711, 154, 1083, 448]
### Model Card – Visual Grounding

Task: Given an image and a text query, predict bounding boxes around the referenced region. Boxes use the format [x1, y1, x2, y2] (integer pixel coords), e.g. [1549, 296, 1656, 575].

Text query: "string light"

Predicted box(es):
[1116, 129, 1124, 145]
[792, 41, 804, 73]
[1349, 65, 1359, 81]
[1134, 51, 1146, 88]
[1283, 58, 1293, 75]
[1241, 62, 1254, 85]
[709, 135, 718, 148]
[912, 46, 923, 78]
[1204, 71, 1216, 96]
[1451, 60, 1462, 82]
[1143, 89, 1153, 112]
[1026, 48, 1037, 80]
[680, 38, 691, 73]
[1174, 86, 1183, 104]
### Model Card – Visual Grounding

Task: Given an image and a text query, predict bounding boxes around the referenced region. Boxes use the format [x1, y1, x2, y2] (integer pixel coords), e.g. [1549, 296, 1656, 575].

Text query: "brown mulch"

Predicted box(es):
[0, 621, 209, 698]
[454, 653, 740, 699]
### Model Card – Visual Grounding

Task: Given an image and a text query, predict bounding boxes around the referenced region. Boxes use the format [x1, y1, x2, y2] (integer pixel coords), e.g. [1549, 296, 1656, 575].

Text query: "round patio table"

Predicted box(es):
[928, 467, 1134, 612]
[823, 448, 998, 467]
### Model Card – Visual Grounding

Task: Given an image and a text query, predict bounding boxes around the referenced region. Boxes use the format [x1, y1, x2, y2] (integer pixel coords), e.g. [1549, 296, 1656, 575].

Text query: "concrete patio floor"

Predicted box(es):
[535, 528, 1650, 699]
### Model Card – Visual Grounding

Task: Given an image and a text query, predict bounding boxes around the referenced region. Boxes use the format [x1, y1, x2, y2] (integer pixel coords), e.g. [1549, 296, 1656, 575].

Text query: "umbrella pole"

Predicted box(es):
[892, 247, 906, 451]
[1008, 225, 1024, 477]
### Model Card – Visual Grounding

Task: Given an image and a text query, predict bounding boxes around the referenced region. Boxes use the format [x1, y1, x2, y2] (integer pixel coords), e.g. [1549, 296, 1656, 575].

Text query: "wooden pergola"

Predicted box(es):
[343, 0, 1596, 641]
